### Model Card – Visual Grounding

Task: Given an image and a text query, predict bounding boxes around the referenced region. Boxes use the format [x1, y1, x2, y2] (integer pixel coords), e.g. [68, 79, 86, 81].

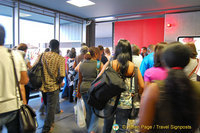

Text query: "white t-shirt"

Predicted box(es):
[132, 55, 143, 68]
[0, 46, 27, 114]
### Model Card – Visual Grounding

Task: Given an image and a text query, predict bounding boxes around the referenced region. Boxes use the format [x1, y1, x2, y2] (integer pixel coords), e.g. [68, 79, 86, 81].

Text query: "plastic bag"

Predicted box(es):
[76, 98, 86, 128]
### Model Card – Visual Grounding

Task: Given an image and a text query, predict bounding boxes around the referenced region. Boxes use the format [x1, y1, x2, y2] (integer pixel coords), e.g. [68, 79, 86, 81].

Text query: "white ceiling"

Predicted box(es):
[21, 0, 200, 19]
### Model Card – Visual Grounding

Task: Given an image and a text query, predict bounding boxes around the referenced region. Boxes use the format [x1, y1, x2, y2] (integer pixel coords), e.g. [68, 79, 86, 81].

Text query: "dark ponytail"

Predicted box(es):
[165, 69, 198, 130]
[161, 43, 198, 131]
[114, 39, 132, 78]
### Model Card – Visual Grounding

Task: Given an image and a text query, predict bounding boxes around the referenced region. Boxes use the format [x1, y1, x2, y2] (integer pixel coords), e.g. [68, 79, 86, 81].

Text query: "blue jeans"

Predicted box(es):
[0, 110, 20, 133]
[42, 89, 60, 133]
[82, 93, 99, 133]
[103, 105, 131, 133]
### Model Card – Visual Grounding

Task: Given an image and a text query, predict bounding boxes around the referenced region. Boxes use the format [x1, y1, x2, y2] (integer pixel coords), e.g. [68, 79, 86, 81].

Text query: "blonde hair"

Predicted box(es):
[104, 47, 110, 55]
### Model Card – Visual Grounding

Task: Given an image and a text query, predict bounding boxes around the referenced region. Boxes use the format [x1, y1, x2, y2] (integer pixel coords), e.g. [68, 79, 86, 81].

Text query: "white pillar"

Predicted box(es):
[54, 13, 60, 41]
[82, 20, 86, 43]
[13, 1, 19, 46]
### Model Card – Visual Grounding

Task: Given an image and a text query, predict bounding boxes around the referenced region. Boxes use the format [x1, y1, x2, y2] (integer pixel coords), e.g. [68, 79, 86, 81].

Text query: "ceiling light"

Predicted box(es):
[95, 17, 115, 22]
[20, 13, 31, 17]
[67, 0, 95, 7]
[116, 15, 142, 20]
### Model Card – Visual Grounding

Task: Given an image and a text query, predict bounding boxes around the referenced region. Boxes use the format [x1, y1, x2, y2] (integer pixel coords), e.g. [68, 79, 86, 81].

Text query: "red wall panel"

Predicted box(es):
[114, 18, 164, 48]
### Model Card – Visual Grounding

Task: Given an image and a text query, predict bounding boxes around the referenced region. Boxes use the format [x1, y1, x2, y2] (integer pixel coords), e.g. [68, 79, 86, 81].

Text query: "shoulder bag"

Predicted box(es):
[129, 66, 140, 119]
[8, 49, 37, 133]
[28, 53, 43, 91]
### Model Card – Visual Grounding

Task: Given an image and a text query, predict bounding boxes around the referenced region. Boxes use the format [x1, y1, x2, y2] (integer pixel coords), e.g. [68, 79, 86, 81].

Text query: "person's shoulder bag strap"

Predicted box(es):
[8, 49, 23, 106]
[188, 58, 199, 78]
[43, 53, 57, 81]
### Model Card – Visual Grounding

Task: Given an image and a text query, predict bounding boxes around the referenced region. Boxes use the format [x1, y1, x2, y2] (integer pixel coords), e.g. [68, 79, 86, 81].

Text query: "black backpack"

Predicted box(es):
[27, 54, 43, 90]
[87, 61, 126, 111]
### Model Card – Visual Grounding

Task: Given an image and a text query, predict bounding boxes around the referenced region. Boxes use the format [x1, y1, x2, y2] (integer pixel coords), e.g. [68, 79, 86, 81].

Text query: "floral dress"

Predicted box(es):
[109, 77, 135, 109]
[67, 58, 75, 87]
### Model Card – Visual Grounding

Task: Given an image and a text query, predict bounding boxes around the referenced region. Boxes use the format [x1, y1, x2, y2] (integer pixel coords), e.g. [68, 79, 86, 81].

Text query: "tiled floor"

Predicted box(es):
[1, 93, 104, 133]
[29, 95, 104, 133]
[2, 93, 138, 133]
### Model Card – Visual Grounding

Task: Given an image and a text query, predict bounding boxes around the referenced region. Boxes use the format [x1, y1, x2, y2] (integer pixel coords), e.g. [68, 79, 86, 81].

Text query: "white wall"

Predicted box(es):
[164, 11, 200, 42]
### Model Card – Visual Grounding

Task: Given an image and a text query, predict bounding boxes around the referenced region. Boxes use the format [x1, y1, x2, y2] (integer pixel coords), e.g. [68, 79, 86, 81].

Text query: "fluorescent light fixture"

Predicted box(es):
[95, 17, 115, 22]
[20, 13, 31, 17]
[67, 0, 95, 7]
[116, 15, 142, 20]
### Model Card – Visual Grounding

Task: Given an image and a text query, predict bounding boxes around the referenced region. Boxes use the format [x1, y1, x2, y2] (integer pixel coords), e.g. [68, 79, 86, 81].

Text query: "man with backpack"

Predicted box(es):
[38, 39, 65, 133]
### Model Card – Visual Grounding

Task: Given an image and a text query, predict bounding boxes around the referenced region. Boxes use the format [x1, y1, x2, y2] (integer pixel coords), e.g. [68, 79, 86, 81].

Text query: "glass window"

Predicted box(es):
[60, 19, 82, 56]
[95, 22, 113, 53]
[0, 5, 13, 47]
[19, 10, 54, 64]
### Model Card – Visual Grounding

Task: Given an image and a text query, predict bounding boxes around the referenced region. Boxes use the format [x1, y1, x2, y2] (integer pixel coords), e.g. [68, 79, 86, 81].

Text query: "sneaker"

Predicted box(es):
[56, 109, 63, 114]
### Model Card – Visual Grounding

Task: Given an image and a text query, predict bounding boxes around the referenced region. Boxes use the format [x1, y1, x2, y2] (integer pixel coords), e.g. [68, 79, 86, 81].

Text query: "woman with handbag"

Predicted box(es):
[77, 47, 103, 133]
[99, 39, 144, 133]
[139, 43, 200, 133]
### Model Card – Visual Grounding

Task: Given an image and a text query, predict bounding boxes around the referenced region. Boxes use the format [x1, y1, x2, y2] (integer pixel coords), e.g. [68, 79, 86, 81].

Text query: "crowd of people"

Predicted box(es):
[0, 23, 200, 133]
